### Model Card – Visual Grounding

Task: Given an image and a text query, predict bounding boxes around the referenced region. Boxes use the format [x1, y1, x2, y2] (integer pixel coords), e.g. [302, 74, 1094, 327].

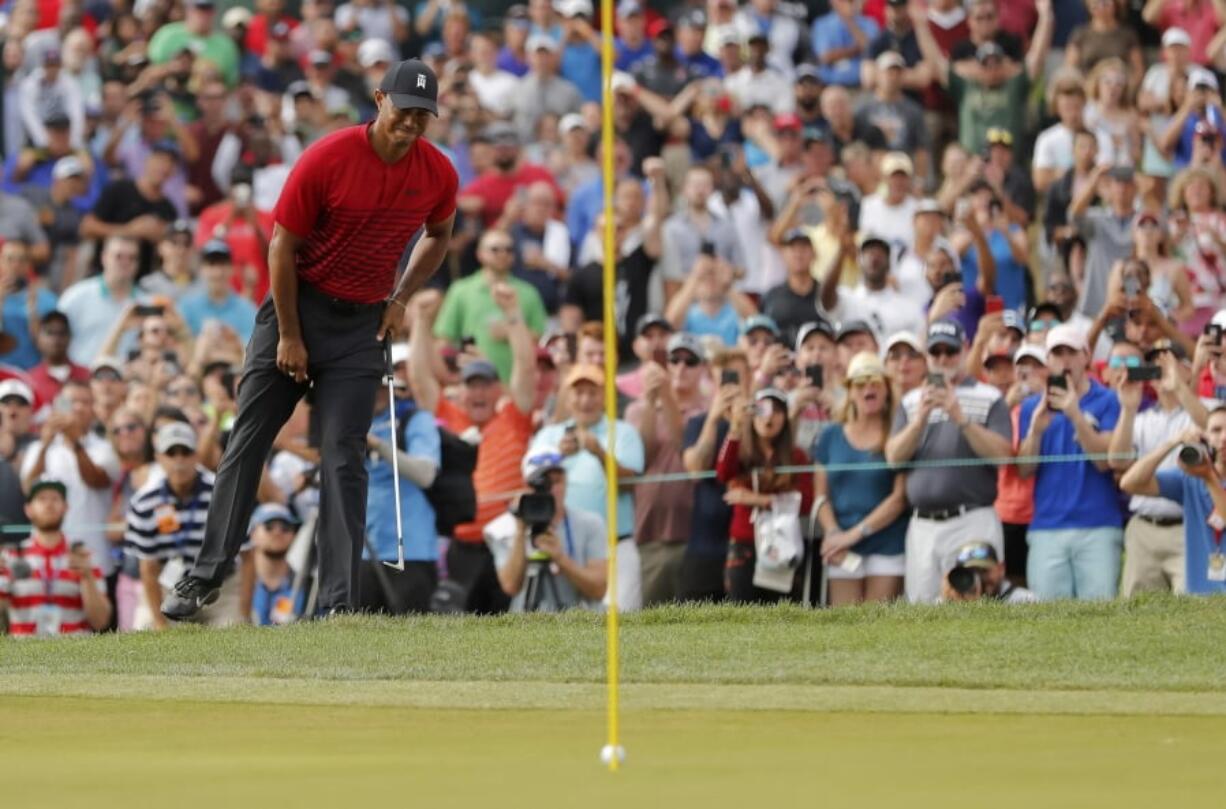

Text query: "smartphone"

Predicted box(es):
[806, 365, 823, 389]
[939, 271, 962, 291]
[1126, 364, 1162, 382]
[1048, 374, 1068, 391]
[926, 371, 945, 387]
[839, 551, 863, 573]
[720, 369, 740, 386]
[699, 240, 717, 258]
[985, 295, 1004, 315]
[652, 348, 667, 366]
[134, 304, 165, 318]
[1205, 322, 1223, 345]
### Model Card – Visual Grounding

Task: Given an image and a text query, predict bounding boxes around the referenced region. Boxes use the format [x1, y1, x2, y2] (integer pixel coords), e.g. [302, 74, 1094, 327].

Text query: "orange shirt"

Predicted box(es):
[995, 404, 1035, 525]
[438, 398, 534, 543]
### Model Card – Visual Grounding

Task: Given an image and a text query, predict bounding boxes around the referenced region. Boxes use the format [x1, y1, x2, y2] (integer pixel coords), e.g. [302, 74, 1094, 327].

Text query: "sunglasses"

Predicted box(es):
[1047, 281, 1074, 291]
[1107, 355, 1141, 369]
[928, 346, 960, 358]
[668, 354, 701, 367]
[850, 376, 884, 388]
[1030, 320, 1056, 331]
[164, 446, 194, 458]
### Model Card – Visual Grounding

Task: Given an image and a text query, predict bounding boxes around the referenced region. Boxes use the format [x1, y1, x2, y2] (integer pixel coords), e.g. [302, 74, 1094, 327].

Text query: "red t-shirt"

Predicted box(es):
[196, 200, 275, 303]
[244, 14, 300, 58]
[274, 125, 459, 303]
[459, 164, 564, 228]
[26, 362, 90, 410]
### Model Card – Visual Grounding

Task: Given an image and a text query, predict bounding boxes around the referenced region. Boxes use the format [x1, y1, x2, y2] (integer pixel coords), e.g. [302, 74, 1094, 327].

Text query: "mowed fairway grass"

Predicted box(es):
[3, 597, 1225, 808]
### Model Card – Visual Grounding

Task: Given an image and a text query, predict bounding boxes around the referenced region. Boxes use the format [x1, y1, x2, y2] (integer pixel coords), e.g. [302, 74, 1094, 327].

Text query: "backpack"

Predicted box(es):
[396, 400, 477, 536]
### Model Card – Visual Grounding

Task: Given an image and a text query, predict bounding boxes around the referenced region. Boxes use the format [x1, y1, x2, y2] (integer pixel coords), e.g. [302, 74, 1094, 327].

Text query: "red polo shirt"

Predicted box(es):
[460, 163, 564, 228]
[274, 125, 458, 304]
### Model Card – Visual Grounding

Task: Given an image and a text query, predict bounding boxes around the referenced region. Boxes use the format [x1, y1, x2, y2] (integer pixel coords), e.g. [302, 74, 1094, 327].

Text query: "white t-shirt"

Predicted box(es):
[824, 283, 927, 340]
[470, 69, 521, 118]
[1129, 405, 1204, 519]
[709, 188, 783, 295]
[724, 67, 795, 114]
[1033, 123, 1116, 174]
[893, 245, 932, 311]
[22, 433, 121, 575]
[335, 3, 408, 47]
[858, 193, 917, 253]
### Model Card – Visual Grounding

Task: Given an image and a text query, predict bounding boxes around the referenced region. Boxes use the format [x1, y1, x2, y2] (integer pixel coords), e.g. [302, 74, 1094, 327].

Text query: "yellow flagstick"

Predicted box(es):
[598, 0, 623, 774]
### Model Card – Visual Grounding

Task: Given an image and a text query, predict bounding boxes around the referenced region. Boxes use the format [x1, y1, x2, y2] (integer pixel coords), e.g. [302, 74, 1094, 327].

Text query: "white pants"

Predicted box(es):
[905, 507, 1003, 604]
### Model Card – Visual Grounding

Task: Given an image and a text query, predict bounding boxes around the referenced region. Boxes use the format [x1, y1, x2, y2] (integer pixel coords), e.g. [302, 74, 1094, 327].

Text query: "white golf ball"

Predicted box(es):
[600, 744, 626, 765]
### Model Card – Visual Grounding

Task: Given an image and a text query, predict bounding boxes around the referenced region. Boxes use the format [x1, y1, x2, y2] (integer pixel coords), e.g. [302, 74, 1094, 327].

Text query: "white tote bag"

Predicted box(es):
[750, 470, 804, 593]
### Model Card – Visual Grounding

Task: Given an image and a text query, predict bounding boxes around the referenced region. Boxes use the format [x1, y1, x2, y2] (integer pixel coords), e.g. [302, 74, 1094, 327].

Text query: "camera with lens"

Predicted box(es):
[511, 479, 557, 560]
[947, 565, 982, 598]
[1178, 442, 1215, 467]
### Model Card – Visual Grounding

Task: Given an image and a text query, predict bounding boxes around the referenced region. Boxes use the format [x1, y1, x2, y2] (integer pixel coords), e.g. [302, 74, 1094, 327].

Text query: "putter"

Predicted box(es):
[382, 339, 406, 571]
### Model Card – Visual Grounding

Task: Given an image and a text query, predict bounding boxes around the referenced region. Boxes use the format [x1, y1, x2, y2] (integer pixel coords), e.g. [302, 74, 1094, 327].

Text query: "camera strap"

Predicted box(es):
[562, 515, 574, 560]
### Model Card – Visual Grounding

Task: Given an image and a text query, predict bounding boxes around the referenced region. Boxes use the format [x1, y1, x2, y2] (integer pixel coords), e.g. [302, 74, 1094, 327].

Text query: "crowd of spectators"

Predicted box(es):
[4, 0, 1226, 636]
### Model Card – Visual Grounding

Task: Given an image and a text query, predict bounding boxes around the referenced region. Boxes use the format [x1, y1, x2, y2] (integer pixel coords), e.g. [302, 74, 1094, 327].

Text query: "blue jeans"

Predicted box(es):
[1026, 527, 1124, 600]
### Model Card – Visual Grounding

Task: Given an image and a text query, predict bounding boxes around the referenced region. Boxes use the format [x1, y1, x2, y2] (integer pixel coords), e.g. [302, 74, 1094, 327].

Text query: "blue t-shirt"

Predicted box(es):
[1156, 470, 1226, 595]
[3, 151, 106, 213]
[812, 424, 907, 556]
[1174, 106, 1226, 168]
[496, 46, 528, 77]
[678, 49, 722, 79]
[0, 286, 57, 369]
[810, 13, 879, 87]
[615, 38, 653, 71]
[364, 404, 440, 562]
[1018, 380, 1123, 530]
[683, 301, 741, 346]
[682, 414, 731, 558]
[926, 284, 985, 343]
[531, 415, 644, 538]
[252, 573, 305, 626]
[962, 226, 1028, 312]
[561, 41, 602, 103]
[178, 290, 257, 345]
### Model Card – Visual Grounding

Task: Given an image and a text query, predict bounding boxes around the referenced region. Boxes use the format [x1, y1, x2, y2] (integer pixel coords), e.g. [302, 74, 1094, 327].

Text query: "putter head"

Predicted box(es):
[382, 560, 405, 571]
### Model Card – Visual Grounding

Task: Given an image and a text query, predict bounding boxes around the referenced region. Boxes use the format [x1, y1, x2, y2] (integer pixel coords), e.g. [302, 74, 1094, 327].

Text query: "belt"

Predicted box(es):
[299, 282, 385, 314]
[1136, 514, 1183, 528]
[915, 505, 976, 522]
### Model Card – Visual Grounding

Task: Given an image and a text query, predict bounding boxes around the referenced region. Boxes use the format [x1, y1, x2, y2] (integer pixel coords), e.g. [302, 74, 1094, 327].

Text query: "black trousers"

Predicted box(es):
[191, 287, 383, 611]
[445, 541, 510, 614]
[357, 560, 438, 615]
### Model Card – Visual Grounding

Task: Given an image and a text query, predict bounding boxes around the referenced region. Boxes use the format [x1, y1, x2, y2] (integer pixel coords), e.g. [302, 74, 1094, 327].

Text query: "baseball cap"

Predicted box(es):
[677, 8, 707, 29]
[754, 387, 788, 407]
[1001, 310, 1027, 336]
[378, 59, 439, 115]
[837, 319, 877, 343]
[249, 502, 301, 533]
[308, 49, 333, 67]
[559, 112, 588, 134]
[0, 379, 34, 404]
[522, 446, 565, 485]
[876, 51, 906, 71]
[1029, 302, 1063, 322]
[795, 63, 822, 83]
[927, 319, 966, 350]
[984, 350, 1014, 367]
[742, 314, 781, 339]
[1046, 323, 1089, 353]
[1191, 67, 1219, 91]
[913, 198, 945, 217]
[222, 7, 252, 28]
[976, 41, 1006, 63]
[953, 541, 999, 570]
[150, 139, 182, 159]
[647, 17, 673, 37]
[883, 331, 923, 355]
[1015, 345, 1047, 366]
[154, 421, 197, 455]
[881, 152, 913, 177]
[667, 333, 706, 362]
[565, 364, 604, 388]
[635, 312, 673, 337]
[556, 0, 594, 17]
[1107, 165, 1136, 183]
[461, 360, 499, 383]
[986, 127, 1014, 148]
[796, 320, 836, 351]
[616, 0, 642, 15]
[774, 112, 802, 132]
[91, 356, 123, 377]
[715, 27, 743, 48]
[201, 239, 231, 260]
[164, 219, 192, 241]
[1162, 27, 1192, 48]
[286, 80, 319, 100]
[43, 109, 71, 128]
[51, 156, 85, 181]
[845, 351, 887, 384]
[358, 38, 396, 69]
[858, 232, 891, 253]
[611, 71, 637, 94]
[780, 227, 811, 245]
[483, 121, 520, 144]
[1145, 338, 1186, 362]
[527, 33, 560, 52]
[26, 478, 67, 502]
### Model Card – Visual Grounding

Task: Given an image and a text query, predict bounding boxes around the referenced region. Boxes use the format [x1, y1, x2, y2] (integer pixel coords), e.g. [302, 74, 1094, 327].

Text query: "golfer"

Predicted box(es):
[162, 59, 458, 619]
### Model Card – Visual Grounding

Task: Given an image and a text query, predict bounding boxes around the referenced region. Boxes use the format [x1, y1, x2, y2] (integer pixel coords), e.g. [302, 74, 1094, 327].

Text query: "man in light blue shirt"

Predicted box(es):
[810, 0, 879, 88]
[529, 363, 644, 609]
[177, 240, 257, 345]
[360, 373, 441, 614]
[58, 235, 145, 366]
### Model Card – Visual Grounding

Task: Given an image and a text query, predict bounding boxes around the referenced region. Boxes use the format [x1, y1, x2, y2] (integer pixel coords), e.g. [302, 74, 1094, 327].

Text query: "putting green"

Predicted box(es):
[5, 696, 1219, 809]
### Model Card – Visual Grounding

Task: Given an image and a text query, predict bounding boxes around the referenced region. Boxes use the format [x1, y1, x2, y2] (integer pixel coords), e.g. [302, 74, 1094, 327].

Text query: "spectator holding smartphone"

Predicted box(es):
[1109, 340, 1208, 595]
[887, 320, 1013, 603]
[0, 479, 112, 636]
[814, 353, 909, 605]
[1018, 325, 1123, 600]
[1121, 409, 1226, 596]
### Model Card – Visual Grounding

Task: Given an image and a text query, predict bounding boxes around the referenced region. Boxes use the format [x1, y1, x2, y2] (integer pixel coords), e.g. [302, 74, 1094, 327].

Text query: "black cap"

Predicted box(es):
[39, 310, 70, 330]
[201, 239, 232, 260]
[1108, 165, 1136, 183]
[635, 312, 673, 337]
[1029, 302, 1063, 322]
[837, 319, 876, 343]
[150, 139, 182, 159]
[27, 478, 67, 502]
[378, 59, 439, 115]
[165, 219, 192, 240]
[43, 109, 71, 128]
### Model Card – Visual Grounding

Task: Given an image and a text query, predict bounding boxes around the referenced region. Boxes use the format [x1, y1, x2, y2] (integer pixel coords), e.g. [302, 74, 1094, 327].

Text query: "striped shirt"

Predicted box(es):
[438, 398, 533, 544]
[0, 537, 102, 637]
[123, 469, 226, 564]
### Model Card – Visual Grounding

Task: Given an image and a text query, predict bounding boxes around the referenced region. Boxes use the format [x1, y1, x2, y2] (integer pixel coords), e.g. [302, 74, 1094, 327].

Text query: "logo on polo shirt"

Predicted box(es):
[417, 73, 427, 89]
